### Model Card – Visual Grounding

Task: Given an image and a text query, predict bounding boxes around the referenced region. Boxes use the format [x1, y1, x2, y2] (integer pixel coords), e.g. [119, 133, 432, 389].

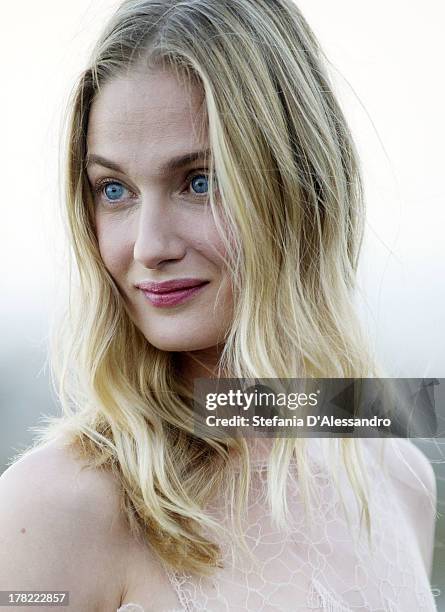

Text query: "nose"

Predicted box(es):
[133, 194, 186, 269]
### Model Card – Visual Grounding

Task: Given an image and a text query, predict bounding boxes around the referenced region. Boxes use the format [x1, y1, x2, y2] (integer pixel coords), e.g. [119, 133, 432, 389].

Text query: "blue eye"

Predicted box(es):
[104, 182, 126, 201]
[190, 174, 209, 195]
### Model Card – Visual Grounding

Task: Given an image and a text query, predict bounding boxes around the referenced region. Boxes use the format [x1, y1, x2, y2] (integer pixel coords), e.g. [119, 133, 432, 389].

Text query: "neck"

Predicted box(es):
[174, 345, 225, 387]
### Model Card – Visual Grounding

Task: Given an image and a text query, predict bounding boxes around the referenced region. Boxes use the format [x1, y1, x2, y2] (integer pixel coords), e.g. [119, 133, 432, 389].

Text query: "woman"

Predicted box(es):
[0, 0, 437, 610]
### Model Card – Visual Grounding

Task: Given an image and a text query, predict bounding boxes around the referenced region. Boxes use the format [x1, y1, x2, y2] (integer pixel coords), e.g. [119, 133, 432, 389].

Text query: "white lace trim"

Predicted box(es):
[161, 569, 363, 611]
[117, 439, 438, 612]
[117, 605, 183, 612]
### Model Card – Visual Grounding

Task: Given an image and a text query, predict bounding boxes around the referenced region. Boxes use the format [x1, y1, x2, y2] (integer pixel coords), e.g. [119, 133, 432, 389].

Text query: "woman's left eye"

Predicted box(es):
[187, 172, 211, 196]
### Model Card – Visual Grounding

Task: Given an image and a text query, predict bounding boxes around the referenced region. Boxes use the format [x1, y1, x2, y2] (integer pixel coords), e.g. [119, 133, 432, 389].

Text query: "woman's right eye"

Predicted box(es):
[93, 179, 132, 204]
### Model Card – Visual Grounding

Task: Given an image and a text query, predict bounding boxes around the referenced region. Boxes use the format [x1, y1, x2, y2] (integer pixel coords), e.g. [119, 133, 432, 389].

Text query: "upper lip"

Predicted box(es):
[136, 278, 209, 293]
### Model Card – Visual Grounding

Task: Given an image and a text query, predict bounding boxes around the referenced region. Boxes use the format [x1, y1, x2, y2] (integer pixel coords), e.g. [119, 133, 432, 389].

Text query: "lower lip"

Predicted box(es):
[141, 283, 209, 307]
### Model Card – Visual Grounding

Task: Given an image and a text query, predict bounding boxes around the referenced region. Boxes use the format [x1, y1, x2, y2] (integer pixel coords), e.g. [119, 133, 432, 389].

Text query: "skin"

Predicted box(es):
[86, 67, 233, 383]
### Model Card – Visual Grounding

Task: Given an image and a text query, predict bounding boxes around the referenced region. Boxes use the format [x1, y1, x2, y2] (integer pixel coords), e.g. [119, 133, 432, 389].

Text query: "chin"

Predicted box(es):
[141, 330, 219, 353]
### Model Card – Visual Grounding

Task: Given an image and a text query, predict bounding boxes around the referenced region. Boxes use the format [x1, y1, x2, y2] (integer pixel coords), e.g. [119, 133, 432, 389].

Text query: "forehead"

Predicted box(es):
[86, 68, 208, 169]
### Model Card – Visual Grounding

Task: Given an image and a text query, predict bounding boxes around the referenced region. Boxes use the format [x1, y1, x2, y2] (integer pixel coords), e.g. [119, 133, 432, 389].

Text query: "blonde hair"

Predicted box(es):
[28, 0, 383, 575]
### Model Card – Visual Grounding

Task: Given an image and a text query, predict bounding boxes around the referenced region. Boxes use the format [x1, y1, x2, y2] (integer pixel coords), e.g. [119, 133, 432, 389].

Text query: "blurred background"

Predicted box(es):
[1, 0, 444, 605]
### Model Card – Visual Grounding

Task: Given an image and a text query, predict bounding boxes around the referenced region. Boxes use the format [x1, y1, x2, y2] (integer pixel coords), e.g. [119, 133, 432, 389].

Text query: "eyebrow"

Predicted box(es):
[85, 148, 212, 175]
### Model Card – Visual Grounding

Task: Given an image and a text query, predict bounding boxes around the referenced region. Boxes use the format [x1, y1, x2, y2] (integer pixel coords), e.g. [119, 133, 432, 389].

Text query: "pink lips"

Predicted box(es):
[136, 278, 210, 308]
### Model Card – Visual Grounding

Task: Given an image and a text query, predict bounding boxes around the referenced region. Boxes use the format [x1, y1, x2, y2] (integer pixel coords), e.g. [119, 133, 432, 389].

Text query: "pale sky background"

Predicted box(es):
[0, 0, 444, 600]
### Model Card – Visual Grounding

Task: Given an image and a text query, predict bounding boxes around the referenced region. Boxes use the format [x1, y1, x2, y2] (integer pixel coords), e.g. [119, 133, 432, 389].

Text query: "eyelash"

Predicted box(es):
[92, 170, 214, 206]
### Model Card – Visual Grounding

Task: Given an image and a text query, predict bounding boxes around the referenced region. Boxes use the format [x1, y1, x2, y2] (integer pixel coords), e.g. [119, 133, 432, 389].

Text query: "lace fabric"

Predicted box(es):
[118, 606, 183, 612]
[118, 438, 438, 612]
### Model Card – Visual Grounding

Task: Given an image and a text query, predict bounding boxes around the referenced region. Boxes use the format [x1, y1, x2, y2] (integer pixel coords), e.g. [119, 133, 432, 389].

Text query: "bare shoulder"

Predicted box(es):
[0, 436, 131, 611]
[364, 437, 437, 578]
[2, 436, 121, 510]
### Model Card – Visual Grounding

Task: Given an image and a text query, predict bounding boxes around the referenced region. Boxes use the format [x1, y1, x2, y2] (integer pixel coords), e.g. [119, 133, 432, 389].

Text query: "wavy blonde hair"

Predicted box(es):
[28, 0, 383, 575]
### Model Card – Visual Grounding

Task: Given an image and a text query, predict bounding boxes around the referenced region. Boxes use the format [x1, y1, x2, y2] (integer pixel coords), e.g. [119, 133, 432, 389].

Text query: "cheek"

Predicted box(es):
[95, 213, 132, 279]
[198, 214, 232, 268]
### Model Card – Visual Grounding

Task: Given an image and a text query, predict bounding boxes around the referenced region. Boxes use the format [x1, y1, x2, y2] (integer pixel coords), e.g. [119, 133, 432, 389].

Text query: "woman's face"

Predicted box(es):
[86, 67, 233, 355]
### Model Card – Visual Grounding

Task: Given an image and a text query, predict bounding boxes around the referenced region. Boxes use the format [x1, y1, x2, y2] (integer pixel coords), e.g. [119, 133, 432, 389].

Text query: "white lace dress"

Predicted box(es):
[117, 438, 438, 611]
